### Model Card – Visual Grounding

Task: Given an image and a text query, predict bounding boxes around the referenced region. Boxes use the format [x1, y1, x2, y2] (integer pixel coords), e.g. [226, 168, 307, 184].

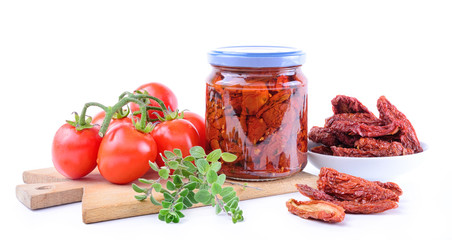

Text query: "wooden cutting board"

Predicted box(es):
[16, 167, 318, 224]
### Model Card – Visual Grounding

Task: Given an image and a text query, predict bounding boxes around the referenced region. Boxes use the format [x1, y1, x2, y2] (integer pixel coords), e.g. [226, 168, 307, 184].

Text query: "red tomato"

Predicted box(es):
[182, 111, 206, 149]
[52, 124, 102, 179]
[151, 119, 201, 167]
[130, 82, 178, 119]
[97, 122, 157, 184]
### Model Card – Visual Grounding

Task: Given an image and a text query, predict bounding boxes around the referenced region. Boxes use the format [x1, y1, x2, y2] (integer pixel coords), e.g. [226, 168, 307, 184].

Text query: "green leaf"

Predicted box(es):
[237, 215, 244, 223]
[189, 175, 202, 183]
[183, 156, 195, 162]
[159, 168, 170, 179]
[173, 149, 183, 158]
[169, 211, 179, 222]
[181, 169, 193, 178]
[160, 154, 167, 163]
[228, 199, 238, 209]
[183, 161, 197, 172]
[174, 202, 184, 211]
[187, 191, 198, 204]
[164, 150, 176, 159]
[150, 195, 161, 206]
[236, 209, 243, 216]
[211, 182, 222, 195]
[226, 196, 239, 208]
[215, 203, 222, 215]
[206, 149, 222, 162]
[173, 169, 182, 176]
[210, 161, 222, 172]
[159, 208, 170, 216]
[195, 159, 210, 174]
[189, 146, 206, 159]
[209, 197, 216, 206]
[220, 186, 234, 197]
[216, 174, 226, 186]
[138, 178, 154, 184]
[206, 169, 218, 184]
[175, 210, 185, 218]
[172, 214, 180, 223]
[132, 183, 145, 193]
[194, 189, 212, 204]
[152, 183, 162, 192]
[163, 192, 173, 201]
[221, 152, 237, 162]
[134, 195, 146, 201]
[222, 191, 237, 204]
[183, 198, 193, 208]
[162, 200, 172, 208]
[166, 181, 176, 191]
[198, 183, 209, 190]
[176, 196, 184, 203]
[172, 175, 183, 187]
[149, 161, 160, 172]
[184, 182, 197, 191]
[165, 214, 173, 223]
[180, 188, 189, 197]
[168, 160, 179, 170]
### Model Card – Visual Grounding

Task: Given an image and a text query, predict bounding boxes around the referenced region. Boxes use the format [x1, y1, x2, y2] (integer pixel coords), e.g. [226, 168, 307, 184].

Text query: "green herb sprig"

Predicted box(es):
[132, 146, 244, 224]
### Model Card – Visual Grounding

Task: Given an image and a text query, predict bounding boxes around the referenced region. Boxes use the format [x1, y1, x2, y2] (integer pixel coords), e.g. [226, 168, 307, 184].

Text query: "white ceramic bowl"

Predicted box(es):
[307, 141, 428, 181]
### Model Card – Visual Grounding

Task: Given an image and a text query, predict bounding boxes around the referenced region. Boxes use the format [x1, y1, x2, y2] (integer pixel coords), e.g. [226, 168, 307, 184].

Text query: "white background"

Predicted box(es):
[1, 0, 451, 239]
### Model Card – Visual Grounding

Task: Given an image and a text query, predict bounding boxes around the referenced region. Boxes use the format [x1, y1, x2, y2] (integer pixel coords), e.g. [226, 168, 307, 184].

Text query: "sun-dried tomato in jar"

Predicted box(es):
[206, 46, 308, 181]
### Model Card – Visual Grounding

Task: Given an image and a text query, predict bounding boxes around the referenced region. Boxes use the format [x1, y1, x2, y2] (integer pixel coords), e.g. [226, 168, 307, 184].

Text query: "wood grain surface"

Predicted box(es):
[16, 167, 318, 223]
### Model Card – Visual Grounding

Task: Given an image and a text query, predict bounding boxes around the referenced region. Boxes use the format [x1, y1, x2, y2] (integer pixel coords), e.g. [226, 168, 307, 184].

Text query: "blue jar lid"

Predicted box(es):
[208, 46, 306, 68]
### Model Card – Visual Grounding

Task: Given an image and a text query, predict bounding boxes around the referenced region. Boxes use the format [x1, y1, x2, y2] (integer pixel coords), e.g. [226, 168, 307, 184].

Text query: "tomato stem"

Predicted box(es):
[76, 102, 109, 130]
[74, 91, 167, 136]
[97, 96, 152, 137]
[133, 93, 168, 112]
[120, 91, 168, 120]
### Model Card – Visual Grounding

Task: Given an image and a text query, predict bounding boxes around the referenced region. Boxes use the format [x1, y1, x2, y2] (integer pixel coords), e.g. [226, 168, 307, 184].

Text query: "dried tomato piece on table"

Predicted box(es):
[295, 183, 400, 214]
[289, 168, 402, 220]
[286, 199, 345, 223]
[317, 167, 399, 202]
[334, 199, 398, 214]
[296, 184, 337, 201]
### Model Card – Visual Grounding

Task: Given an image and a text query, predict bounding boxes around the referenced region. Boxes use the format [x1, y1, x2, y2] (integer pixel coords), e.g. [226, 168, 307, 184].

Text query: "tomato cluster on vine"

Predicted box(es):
[51, 82, 207, 184]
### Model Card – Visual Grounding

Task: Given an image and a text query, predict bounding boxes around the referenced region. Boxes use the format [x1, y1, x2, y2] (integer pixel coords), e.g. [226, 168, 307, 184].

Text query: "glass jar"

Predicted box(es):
[205, 46, 308, 181]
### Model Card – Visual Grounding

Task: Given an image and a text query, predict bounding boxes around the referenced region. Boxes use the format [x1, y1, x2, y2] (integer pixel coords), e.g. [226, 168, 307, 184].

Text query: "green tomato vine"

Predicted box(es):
[67, 91, 168, 136]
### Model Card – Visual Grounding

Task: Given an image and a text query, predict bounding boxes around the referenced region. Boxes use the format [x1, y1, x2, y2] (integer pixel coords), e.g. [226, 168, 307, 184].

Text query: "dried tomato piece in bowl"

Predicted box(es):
[308, 95, 422, 157]
[377, 96, 423, 153]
